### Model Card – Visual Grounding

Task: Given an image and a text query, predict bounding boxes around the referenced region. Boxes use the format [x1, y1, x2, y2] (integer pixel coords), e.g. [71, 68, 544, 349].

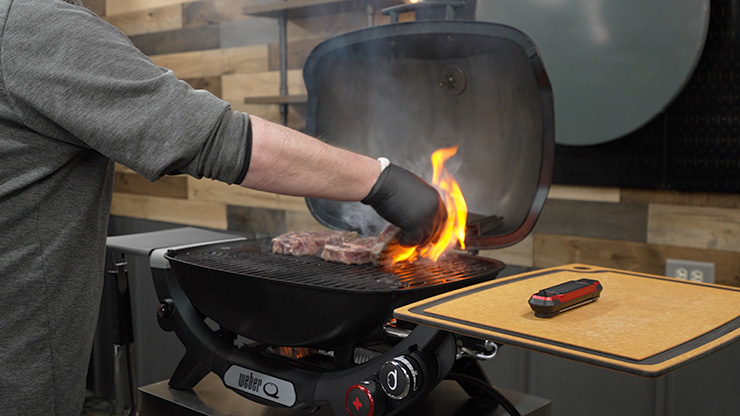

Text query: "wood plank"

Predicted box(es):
[221, 69, 306, 101]
[227, 205, 286, 235]
[104, 5, 183, 36]
[187, 177, 309, 212]
[84, 0, 106, 17]
[286, 7, 366, 40]
[150, 45, 268, 79]
[150, 50, 203, 78]
[241, 0, 347, 16]
[105, 0, 195, 16]
[534, 199, 648, 242]
[479, 234, 534, 268]
[285, 209, 326, 231]
[534, 233, 664, 274]
[219, 17, 279, 49]
[533, 233, 740, 287]
[111, 193, 227, 229]
[243, 94, 307, 104]
[113, 171, 188, 199]
[129, 24, 220, 56]
[200, 45, 269, 75]
[267, 37, 325, 71]
[547, 185, 620, 203]
[622, 188, 740, 209]
[182, 0, 255, 28]
[183, 76, 222, 98]
[114, 162, 134, 173]
[648, 203, 740, 252]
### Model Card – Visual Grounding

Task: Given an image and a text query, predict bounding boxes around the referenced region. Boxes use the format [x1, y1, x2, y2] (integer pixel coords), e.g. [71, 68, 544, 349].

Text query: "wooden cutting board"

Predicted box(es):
[395, 264, 740, 377]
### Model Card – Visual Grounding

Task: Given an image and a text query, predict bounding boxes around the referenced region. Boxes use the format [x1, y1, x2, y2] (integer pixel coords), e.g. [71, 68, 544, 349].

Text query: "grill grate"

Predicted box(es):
[166, 238, 502, 292]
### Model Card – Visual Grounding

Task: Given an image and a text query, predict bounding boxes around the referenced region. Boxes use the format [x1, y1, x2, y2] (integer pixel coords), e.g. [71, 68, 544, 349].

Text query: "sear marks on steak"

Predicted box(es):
[320, 237, 380, 265]
[272, 230, 357, 256]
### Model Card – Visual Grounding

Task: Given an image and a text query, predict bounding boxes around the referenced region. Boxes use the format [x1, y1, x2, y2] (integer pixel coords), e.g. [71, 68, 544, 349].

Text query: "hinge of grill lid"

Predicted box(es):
[382, 1, 470, 23]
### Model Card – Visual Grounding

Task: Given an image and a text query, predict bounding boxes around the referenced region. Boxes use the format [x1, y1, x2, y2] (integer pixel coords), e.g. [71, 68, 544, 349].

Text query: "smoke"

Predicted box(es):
[308, 31, 472, 234]
[337, 203, 386, 236]
[307, 18, 547, 237]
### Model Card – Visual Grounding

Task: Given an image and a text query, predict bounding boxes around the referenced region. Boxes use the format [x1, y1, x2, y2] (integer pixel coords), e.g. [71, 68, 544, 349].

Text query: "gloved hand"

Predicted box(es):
[362, 163, 447, 246]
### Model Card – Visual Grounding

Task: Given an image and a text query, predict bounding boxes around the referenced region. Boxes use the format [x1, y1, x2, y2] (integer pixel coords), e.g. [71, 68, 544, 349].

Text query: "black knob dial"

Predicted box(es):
[157, 299, 175, 319]
[378, 356, 419, 400]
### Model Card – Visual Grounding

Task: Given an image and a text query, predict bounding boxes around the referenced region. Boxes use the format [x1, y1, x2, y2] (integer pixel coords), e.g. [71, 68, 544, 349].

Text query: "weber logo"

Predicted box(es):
[223, 365, 296, 407]
[238, 372, 263, 393]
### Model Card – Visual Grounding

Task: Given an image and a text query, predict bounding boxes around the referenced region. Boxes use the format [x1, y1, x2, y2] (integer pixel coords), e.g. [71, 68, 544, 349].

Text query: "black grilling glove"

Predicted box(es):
[362, 163, 447, 246]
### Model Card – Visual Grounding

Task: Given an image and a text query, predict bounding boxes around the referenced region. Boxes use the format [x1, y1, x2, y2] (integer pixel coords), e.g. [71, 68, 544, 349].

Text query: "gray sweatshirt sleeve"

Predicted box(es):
[1, 0, 250, 184]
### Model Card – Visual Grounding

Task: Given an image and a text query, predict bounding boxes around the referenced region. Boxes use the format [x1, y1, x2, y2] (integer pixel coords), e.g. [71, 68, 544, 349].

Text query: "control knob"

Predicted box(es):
[378, 355, 421, 400]
[346, 380, 386, 416]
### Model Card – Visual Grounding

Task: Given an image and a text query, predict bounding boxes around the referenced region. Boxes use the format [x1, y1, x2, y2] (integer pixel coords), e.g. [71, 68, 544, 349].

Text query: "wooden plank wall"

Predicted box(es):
[94, 0, 740, 287]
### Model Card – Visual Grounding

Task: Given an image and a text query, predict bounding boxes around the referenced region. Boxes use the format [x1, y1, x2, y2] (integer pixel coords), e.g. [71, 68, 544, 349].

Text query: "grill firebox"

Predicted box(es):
[165, 238, 503, 348]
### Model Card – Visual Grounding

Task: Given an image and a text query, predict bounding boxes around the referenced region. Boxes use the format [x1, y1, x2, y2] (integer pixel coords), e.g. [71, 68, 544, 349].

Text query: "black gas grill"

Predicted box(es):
[151, 2, 554, 415]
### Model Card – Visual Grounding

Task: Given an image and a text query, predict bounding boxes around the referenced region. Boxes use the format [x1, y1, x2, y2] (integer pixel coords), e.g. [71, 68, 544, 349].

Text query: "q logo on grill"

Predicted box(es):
[263, 382, 279, 398]
[386, 369, 398, 391]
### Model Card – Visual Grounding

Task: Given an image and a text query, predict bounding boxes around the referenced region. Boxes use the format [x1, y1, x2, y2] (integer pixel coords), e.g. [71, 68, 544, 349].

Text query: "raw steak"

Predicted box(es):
[321, 225, 403, 266]
[272, 226, 404, 266]
[272, 230, 357, 256]
[320, 237, 380, 265]
[376, 224, 400, 245]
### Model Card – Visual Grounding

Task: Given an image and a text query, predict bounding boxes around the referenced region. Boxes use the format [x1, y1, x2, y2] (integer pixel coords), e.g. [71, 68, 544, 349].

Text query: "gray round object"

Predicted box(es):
[477, 0, 709, 145]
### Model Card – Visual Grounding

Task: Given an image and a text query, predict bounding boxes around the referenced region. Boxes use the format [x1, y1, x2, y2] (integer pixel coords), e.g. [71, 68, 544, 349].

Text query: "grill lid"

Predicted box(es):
[303, 19, 554, 250]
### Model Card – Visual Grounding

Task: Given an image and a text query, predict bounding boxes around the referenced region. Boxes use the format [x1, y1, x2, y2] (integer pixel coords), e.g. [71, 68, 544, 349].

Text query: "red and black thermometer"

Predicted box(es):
[529, 278, 603, 318]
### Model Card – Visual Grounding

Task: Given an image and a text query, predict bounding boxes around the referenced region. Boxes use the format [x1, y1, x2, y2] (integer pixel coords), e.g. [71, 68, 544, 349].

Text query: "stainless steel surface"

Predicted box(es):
[477, 0, 710, 145]
[384, 325, 411, 339]
[139, 373, 552, 416]
[106, 227, 240, 257]
[458, 340, 499, 361]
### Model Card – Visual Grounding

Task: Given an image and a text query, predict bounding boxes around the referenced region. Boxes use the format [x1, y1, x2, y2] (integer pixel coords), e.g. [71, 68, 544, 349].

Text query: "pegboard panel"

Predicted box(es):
[554, 0, 740, 193]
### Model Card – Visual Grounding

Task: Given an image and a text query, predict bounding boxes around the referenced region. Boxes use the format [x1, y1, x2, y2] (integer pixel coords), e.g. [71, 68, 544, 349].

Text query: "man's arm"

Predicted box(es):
[241, 116, 379, 201]
[242, 116, 447, 246]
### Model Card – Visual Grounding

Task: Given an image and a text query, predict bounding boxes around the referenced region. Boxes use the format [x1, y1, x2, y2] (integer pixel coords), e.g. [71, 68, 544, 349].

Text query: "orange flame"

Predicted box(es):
[388, 146, 467, 265]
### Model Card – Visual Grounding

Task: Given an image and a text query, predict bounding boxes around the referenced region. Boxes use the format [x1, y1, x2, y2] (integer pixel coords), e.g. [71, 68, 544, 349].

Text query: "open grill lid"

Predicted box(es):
[303, 18, 554, 250]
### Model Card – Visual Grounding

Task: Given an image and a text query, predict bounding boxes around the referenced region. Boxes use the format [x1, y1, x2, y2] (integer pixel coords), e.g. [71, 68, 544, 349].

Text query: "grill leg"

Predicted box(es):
[109, 256, 138, 415]
[113, 345, 126, 416]
[169, 354, 211, 390]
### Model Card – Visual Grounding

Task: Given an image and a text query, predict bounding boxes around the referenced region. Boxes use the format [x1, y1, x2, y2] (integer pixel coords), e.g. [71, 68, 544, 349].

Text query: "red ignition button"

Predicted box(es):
[346, 381, 385, 416]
